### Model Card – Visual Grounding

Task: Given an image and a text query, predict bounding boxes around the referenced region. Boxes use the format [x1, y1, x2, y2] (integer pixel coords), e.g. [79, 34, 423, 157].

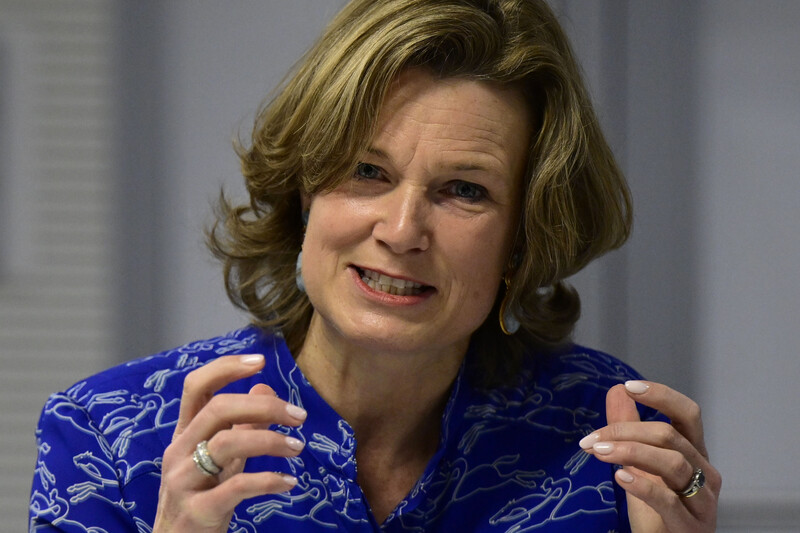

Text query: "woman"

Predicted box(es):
[29, 0, 720, 531]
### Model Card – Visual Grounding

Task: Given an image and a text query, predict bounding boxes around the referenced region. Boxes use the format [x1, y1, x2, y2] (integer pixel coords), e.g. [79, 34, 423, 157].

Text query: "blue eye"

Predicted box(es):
[355, 162, 382, 180]
[449, 181, 487, 202]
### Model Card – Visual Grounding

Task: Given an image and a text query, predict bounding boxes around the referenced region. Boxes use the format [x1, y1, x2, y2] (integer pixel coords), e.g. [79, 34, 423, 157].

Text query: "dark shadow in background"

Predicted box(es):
[112, 1, 168, 362]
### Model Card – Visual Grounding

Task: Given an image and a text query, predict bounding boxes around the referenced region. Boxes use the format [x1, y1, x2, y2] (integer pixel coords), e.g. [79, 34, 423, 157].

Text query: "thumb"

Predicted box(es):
[606, 383, 641, 424]
[249, 383, 277, 397]
[606, 385, 663, 529]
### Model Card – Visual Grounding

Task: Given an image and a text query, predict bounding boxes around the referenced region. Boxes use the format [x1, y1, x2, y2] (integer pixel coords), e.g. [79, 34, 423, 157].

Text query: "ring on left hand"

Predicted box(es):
[677, 467, 705, 498]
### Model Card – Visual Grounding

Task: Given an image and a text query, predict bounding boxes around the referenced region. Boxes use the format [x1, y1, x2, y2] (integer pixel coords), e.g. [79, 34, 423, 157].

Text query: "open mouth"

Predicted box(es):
[354, 267, 431, 297]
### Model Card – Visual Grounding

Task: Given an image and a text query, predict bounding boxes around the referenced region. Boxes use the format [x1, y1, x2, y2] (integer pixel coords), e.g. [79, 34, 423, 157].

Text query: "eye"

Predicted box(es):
[354, 162, 382, 180]
[447, 180, 488, 202]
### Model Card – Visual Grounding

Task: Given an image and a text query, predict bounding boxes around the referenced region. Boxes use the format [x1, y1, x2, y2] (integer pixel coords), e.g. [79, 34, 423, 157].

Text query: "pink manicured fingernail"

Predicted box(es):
[579, 433, 600, 449]
[281, 474, 298, 487]
[625, 380, 650, 394]
[286, 403, 307, 421]
[616, 469, 634, 483]
[593, 442, 615, 455]
[285, 437, 305, 451]
[240, 354, 264, 365]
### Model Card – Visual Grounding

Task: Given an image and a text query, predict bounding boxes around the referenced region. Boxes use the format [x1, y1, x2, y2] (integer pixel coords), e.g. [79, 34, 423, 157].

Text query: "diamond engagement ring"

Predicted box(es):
[193, 440, 222, 476]
[678, 468, 705, 498]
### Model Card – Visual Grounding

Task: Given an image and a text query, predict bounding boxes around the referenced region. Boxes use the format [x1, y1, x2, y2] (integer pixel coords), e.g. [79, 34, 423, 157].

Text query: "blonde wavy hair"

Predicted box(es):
[208, 0, 632, 387]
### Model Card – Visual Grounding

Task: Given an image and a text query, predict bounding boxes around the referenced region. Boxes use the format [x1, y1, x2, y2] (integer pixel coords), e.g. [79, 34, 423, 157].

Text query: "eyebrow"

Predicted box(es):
[366, 147, 390, 160]
[365, 146, 494, 174]
[451, 163, 489, 172]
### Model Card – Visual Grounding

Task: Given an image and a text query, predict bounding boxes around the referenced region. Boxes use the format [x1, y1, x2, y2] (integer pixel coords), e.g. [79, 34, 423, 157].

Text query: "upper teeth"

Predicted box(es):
[361, 269, 424, 295]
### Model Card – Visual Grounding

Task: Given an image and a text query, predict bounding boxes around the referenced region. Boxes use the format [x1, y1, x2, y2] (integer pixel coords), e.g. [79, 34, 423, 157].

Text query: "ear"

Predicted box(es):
[300, 192, 311, 212]
[502, 249, 523, 279]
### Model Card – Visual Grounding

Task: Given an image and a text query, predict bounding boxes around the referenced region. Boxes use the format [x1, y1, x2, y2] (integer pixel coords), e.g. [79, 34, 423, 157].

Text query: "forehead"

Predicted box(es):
[379, 69, 529, 131]
[371, 69, 532, 172]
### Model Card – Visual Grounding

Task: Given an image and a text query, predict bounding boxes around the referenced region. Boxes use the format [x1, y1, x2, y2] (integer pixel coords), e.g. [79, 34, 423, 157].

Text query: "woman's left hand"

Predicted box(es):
[580, 381, 721, 532]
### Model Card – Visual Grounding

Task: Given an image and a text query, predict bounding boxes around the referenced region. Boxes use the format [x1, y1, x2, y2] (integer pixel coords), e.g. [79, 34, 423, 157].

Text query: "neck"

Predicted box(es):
[295, 312, 466, 456]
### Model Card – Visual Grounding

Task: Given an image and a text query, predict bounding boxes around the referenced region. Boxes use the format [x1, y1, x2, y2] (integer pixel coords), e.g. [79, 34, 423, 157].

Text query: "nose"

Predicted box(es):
[372, 185, 431, 254]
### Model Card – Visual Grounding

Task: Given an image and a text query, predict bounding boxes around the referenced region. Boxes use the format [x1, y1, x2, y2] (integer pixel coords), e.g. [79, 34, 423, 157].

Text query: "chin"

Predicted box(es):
[346, 318, 472, 358]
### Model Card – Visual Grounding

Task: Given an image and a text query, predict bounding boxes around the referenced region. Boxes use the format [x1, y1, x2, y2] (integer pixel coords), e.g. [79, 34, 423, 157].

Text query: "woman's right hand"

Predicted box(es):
[153, 353, 307, 532]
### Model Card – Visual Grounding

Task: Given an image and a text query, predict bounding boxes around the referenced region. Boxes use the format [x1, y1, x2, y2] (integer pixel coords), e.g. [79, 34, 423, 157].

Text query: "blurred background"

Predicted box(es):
[1, 1, 798, 531]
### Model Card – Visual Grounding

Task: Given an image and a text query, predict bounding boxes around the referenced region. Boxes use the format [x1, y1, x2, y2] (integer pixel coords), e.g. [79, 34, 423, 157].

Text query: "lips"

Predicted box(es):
[354, 267, 431, 296]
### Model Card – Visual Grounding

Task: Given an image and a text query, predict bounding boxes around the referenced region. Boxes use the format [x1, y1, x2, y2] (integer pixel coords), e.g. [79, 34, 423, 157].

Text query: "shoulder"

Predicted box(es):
[65, 325, 272, 402]
[36, 325, 280, 458]
[463, 344, 657, 441]
[521, 344, 655, 418]
[533, 343, 647, 394]
[459, 344, 663, 450]
[478, 343, 646, 398]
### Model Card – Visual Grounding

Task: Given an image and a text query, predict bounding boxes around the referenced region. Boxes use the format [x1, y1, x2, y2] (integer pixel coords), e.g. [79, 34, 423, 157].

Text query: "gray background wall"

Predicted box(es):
[2, 1, 798, 531]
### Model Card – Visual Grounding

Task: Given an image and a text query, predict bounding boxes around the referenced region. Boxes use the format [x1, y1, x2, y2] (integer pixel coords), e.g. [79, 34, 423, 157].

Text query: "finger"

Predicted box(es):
[189, 472, 298, 524]
[579, 420, 707, 473]
[583, 438, 696, 492]
[175, 393, 308, 455]
[174, 354, 266, 438]
[237, 384, 279, 431]
[606, 383, 641, 425]
[614, 467, 718, 528]
[199, 386, 283, 484]
[207, 428, 305, 467]
[623, 380, 708, 458]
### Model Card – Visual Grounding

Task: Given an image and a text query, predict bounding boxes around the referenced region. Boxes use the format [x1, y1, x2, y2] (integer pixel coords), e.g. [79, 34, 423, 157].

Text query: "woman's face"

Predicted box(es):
[302, 69, 531, 357]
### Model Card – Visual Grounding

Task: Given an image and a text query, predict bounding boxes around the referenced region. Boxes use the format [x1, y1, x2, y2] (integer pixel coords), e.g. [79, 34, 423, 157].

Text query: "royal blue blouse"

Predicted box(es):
[30, 326, 662, 532]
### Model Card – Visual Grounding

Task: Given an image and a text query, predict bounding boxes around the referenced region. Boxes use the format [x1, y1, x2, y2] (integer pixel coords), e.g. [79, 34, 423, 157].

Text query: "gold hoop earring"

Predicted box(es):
[296, 210, 309, 293]
[499, 274, 520, 335]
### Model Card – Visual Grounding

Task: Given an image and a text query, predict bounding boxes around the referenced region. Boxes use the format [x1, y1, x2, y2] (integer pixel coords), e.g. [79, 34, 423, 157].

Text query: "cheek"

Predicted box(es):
[461, 218, 511, 271]
[305, 198, 367, 251]
[301, 232, 347, 287]
[452, 253, 504, 332]
[301, 198, 375, 297]
[447, 225, 509, 298]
